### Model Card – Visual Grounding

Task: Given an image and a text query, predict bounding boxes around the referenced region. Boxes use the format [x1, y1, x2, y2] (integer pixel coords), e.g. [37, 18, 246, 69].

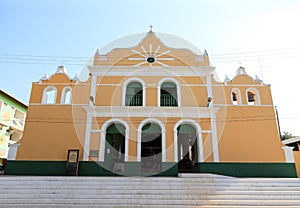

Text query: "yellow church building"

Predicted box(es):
[5, 30, 298, 177]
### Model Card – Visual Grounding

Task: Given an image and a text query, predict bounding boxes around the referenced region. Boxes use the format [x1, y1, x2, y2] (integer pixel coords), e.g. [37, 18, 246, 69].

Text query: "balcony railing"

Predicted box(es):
[160, 94, 178, 107]
[125, 94, 143, 106]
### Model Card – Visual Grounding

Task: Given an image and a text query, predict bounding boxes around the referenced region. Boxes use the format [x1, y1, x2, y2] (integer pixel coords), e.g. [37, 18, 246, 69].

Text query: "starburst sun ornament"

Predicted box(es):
[128, 44, 174, 67]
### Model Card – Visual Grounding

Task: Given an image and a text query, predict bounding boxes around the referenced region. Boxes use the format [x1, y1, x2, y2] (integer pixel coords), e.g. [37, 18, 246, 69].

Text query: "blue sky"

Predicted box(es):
[1, 0, 300, 135]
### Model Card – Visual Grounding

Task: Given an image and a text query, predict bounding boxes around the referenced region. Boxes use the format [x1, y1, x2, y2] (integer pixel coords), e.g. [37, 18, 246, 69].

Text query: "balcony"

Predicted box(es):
[125, 95, 143, 106]
[160, 94, 178, 107]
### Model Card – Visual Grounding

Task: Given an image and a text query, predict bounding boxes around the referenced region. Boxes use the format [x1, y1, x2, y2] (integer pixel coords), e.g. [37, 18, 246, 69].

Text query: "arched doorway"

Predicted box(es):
[104, 123, 126, 172]
[141, 123, 162, 172]
[177, 124, 198, 172]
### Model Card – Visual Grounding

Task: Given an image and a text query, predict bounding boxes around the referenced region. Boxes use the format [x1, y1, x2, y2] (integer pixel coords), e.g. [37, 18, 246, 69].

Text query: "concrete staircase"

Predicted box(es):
[1, 174, 300, 207]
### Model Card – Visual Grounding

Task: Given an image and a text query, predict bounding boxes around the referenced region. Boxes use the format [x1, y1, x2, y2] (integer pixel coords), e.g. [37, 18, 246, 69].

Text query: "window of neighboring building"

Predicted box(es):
[125, 82, 143, 106]
[13, 109, 25, 127]
[160, 82, 178, 107]
[231, 88, 241, 105]
[42, 86, 57, 104]
[60, 87, 72, 104]
[246, 88, 260, 105]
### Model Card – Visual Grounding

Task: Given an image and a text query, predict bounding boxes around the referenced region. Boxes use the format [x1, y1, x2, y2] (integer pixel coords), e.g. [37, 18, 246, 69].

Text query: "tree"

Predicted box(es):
[281, 131, 294, 141]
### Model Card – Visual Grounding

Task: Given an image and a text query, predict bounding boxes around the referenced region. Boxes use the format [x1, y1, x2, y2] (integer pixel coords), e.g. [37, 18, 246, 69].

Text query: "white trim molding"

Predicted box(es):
[282, 146, 295, 163]
[83, 106, 219, 118]
[122, 77, 146, 107]
[173, 119, 204, 163]
[157, 77, 181, 107]
[137, 118, 166, 162]
[99, 118, 130, 162]
[88, 65, 215, 77]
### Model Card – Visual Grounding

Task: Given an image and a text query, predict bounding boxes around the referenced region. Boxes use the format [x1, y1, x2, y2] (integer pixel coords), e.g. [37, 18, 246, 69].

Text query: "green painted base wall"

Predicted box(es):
[5, 161, 67, 176]
[198, 162, 298, 178]
[5, 161, 298, 178]
[5, 161, 178, 177]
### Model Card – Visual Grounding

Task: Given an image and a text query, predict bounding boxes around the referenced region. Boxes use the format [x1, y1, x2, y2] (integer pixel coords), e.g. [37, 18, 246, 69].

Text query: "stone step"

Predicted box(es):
[2, 189, 300, 195]
[2, 176, 300, 182]
[1, 206, 300, 208]
[1, 176, 300, 207]
[2, 179, 300, 185]
[0, 193, 300, 200]
[1, 198, 300, 206]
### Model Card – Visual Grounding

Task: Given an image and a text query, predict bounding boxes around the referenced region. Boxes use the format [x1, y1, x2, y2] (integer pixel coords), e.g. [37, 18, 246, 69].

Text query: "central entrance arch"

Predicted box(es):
[177, 124, 197, 172]
[141, 123, 162, 173]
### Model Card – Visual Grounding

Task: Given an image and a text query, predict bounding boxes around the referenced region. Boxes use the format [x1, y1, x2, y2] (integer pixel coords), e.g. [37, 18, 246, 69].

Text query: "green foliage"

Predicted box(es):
[281, 131, 294, 141]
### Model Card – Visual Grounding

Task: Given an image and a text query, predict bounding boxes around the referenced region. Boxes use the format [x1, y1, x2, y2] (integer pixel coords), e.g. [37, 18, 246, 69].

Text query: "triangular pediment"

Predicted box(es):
[93, 32, 210, 67]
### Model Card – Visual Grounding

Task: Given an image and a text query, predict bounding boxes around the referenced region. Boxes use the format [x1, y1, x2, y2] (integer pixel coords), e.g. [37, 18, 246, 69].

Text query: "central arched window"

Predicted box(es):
[160, 82, 178, 107]
[125, 82, 143, 106]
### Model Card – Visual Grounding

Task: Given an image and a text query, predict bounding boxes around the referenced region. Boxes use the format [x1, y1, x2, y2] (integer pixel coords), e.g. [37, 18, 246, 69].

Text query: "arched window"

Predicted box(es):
[60, 87, 72, 104]
[42, 86, 57, 104]
[125, 82, 143, 106]
[231, 88, 241, 105]
[160, 82, 178, 107]
[246, 88, 260, 105]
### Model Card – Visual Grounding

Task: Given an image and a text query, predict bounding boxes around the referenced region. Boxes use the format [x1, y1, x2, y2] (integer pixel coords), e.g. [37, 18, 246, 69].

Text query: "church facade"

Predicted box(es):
[6, 31, 297, 177]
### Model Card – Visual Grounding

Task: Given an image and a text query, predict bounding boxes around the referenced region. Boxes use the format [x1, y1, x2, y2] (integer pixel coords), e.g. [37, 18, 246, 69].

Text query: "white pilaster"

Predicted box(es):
[137, 129, 141, 162]
[83, 113, 92, 161]
[125, 129, 129, 162]
[206, 74, 213, 106]
[7, 144, 20, 160]
[99, 130, 106, 161]
[211, 114, 219, 162]
[282, 146, 295, 163]
[173, 129, 178, 163]
[197, 130, 204, 162]
[89, 74, 97, 106]
[162, 129, 166, 162]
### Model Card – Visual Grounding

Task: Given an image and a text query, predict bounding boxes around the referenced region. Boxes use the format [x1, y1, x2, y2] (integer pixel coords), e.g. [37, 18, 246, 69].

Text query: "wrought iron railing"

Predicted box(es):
[125, 94, 143, 106]
[160, 94, 178, 107]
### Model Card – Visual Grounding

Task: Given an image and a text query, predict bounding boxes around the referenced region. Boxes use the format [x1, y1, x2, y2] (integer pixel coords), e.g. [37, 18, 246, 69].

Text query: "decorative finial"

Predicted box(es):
[236, 66, 246, 75]
[224, 75, 230, 82]
[204, 50, 208, 56]
[149, 25, 154, 32]
[95, 48, 100, 56]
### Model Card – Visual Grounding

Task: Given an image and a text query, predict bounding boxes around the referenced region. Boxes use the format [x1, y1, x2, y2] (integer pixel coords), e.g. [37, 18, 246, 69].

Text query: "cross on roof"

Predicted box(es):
[149, 25, 154, 32]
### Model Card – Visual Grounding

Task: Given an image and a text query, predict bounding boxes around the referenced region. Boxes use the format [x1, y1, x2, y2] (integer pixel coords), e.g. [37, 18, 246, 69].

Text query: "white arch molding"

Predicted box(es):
[173, 119, 204, 163]
[246, 87, 261, 105]
[122, 77, 146, 107]
[42, 86, 57, 104]
[137, 118, 166, 162]
[230, 88, 242, 105]
[99, 118, 130, 162]
[157, 77, 181, 107]
[60, 87, 72, 104]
